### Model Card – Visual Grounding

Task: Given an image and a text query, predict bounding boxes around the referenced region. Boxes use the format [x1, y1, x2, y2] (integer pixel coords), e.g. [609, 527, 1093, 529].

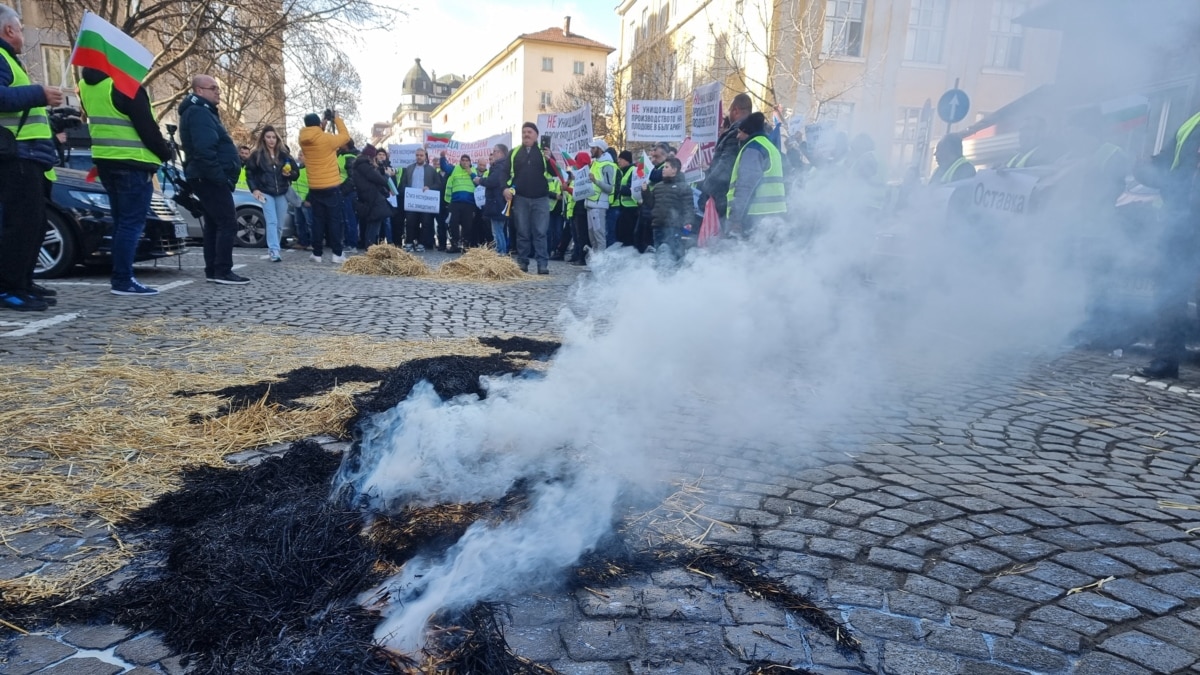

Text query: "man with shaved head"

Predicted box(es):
[179, 74, 249, 284]
[0, 4, 64, 311]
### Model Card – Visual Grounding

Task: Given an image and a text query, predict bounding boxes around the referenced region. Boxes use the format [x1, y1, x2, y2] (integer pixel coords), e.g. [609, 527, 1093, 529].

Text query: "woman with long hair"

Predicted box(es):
[245, 125, 298, 262]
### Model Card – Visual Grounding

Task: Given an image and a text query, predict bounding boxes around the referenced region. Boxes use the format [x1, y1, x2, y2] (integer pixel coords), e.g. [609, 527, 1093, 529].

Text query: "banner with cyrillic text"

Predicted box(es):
[389, 143, 422, 168]
[626, 100, 686, 143]
[690, 82, 722, 169]
[537, 104, 593, 157]
[404, 187, 441, 214]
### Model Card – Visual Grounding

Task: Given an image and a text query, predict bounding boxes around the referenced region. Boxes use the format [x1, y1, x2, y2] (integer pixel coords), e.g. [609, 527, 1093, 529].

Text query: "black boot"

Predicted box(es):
[1140, 359, 1179, 379]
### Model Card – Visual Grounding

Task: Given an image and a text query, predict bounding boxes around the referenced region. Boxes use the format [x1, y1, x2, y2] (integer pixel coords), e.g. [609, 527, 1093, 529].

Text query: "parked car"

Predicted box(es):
[160, 170, 297, 247]
[36, 150, 188, 278]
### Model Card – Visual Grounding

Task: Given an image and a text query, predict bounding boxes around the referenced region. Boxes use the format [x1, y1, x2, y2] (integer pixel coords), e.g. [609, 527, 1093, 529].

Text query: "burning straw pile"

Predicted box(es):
[341, 244, 433, 277]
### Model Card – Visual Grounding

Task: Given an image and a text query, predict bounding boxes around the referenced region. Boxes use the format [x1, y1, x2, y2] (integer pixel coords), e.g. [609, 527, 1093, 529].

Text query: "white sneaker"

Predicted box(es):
[415, 244, 425, 252]
[310, 254, 323, 263]
[331, 254, 347, 263]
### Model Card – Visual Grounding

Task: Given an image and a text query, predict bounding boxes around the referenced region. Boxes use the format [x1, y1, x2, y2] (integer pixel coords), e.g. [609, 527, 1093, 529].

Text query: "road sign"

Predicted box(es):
[938, 88, 970, 125]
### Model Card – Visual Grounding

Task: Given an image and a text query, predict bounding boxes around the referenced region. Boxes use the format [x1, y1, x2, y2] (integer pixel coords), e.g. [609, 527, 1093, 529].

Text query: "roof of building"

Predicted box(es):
[403, 59, 432, 94]
[518, 27, 614, 53]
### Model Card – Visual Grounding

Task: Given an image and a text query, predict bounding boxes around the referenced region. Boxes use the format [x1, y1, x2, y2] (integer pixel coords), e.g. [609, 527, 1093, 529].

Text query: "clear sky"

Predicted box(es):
[348, 0, 622, 137]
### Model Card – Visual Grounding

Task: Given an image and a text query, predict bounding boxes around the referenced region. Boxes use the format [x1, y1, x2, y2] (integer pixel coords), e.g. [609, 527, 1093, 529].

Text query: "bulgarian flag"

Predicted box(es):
[636, 151, 652, 178]
[70, 12, 154, 98]
[425, 131, 454, 144]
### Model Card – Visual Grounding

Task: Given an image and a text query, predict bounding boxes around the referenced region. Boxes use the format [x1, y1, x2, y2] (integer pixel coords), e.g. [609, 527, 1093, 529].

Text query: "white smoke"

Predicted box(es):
[336, 172, 1099, 652]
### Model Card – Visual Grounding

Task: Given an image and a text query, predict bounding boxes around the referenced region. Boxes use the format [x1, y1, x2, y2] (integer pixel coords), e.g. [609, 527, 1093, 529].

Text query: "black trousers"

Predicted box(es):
[447, 202, 473, 249]
[570, 208, 589, 262]
[1151, 213, 1200, 364]
[191, 179, 239, 278]
[405, 212, 435, 248]
[616, 206, 639, 246]
[307, 187, 345, 257]
[0, 159, 50, 292]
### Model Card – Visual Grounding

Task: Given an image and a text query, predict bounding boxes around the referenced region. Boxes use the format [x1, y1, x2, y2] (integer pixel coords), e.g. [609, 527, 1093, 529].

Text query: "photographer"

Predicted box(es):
[79, 67, 172, 295]
[0, 4, 64, 312]
[298, 108, 351, 262]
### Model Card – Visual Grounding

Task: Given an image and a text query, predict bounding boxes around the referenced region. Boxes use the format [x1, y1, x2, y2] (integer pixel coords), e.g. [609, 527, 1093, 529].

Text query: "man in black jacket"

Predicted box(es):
[178, 74, 248, 284]
[504, 122, 554, 274]
[79, 67, 173, 295]
[701, 93, 752, 225]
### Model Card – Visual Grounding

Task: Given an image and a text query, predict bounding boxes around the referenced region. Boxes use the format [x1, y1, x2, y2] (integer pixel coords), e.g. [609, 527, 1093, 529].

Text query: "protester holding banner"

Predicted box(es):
[701, 93, 753, 225]
[503, 122, 555, 275]
[636, 143, 669, 253]
[481, 144, 510, 254]
[401, 147, 441, 252]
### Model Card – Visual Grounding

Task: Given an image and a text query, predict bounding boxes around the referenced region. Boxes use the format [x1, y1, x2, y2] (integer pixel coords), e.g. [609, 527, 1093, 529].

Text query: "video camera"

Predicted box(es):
[48, 106, 83, 134]
[160, 123, 204, 218]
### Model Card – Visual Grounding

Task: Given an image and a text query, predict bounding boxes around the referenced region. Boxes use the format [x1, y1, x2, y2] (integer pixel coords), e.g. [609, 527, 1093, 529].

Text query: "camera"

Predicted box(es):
[48, 106, 83, 134]
[323, 108, 335, 123]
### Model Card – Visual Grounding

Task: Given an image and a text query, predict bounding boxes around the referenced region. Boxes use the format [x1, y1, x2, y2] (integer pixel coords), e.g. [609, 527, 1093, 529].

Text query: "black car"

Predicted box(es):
[37, 149, 189, 278]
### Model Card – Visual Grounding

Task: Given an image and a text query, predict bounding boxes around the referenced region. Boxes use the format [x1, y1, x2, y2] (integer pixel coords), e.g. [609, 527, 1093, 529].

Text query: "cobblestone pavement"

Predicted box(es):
[2, 247, 1199, 674]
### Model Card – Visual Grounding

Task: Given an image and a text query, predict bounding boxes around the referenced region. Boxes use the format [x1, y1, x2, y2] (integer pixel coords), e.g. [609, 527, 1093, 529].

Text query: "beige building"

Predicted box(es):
[430, 17, 614, 144]
[615, 0, 1061, 176]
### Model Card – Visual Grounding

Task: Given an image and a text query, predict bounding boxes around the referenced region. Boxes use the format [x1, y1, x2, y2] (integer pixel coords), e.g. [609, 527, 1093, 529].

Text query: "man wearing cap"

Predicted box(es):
[702, 93, 753, 225]
[584, 139, 617, 257]
[615, 150, 640, 246]
[727, 111, 786, 236]
[503, 122, 555, 274]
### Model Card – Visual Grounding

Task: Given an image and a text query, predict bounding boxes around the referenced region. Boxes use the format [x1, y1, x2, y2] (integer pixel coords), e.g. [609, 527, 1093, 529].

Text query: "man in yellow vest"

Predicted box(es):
[584, 139, 617, 256]
[79, 67, 173, 296]
[0, 4, 64, 311]
[615, 150, 639, 246]
[1139, 109, 1200, 379]
[727, 112, 786, 236]
[930, 134, 976, 184]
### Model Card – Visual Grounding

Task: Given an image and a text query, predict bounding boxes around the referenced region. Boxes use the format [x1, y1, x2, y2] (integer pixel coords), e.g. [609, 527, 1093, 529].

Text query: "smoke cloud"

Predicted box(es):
[333, 164, 1106, 652]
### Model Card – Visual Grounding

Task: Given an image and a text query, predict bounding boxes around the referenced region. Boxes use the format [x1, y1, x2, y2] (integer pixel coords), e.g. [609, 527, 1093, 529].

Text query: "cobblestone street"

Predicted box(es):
[2, 247, 1199, 674]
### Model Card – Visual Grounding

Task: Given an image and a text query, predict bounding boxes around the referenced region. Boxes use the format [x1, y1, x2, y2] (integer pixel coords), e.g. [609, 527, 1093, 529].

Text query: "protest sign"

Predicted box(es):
[403, 187, 440, 214]
[691, 82, 722, 170]
[627, 99, 686, 143]
[571, 170, 594, 200]
[388, 143, 421, 167]
[537, 104, 593, 156]
[967, 170, 1038, 219]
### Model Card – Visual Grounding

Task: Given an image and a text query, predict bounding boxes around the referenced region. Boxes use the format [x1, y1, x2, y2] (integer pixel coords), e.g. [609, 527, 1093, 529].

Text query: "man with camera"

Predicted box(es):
[79, 67, 173, 295]
[0, 4, 64, 311]
[179, 74, 249, 284]
[298, 108, 351, 262]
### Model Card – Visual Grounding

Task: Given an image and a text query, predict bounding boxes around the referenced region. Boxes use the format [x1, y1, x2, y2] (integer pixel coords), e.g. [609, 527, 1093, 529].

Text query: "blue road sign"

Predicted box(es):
[938, 89, 970, 125]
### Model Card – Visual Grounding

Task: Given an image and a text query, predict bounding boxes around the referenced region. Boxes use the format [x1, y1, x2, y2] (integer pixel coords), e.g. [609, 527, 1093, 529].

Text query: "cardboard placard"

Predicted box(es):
[404, 187, 440, 214]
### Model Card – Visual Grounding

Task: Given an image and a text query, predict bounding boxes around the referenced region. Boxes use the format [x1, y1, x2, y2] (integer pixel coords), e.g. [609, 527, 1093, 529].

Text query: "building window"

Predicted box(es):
[41, 45, 72, 88]
[823, 0, 866, 57]
[818, 101, 855, 131]
[892, 106, 923, 173]
[986, 0, 1027, 70]
[905, 0, 948, 63]
[542, 57, 554, 72]
[574, 61, 586, 75]
[540, 91, 552, 108]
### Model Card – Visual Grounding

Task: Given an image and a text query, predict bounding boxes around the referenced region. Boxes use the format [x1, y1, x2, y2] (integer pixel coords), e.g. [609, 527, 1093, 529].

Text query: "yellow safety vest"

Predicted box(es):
[294, 166, 309, 200]
[1006, 147, 1038, 168]
[78, 78, 160, 166]
[939, 156, 973, 184]
[618, 167, 638, 208]
[565, 188, 576, 218]
[1171, 111, 1200, 170]
[588, 159, 617, 204]
[727, 136, 786, 217]
[0, 50, 51, 143]
[548, 175, 561, 207]
[236, 166, 248, 190]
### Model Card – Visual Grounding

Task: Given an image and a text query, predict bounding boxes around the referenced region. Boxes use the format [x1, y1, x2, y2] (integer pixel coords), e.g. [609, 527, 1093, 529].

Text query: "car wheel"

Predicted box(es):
[235, 206, 267, 247]
[34, 210, 77, 278]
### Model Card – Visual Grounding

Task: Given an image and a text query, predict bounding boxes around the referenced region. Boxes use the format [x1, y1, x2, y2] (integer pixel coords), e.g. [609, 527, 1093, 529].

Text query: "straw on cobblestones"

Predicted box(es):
[340, 244, 432, 277]
[436, 247, 528, 281]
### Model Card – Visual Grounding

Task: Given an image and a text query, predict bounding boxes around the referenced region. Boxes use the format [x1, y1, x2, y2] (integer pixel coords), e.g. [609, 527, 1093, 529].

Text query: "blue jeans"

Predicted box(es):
[652, 226, 681, 260]
[342, 190, 359, 249]
[490, 217, 508, 254]
[295, 203, 313, 246]
[97, 167, 154, 287]
[512, 196, 549, 269]
[605, 207, 620, 247]
[381, 216, 393, 244]
[259, 193, 289, 255]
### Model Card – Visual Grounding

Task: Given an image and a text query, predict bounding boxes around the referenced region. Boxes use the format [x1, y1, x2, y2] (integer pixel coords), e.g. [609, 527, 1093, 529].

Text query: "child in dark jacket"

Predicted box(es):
[646, 157, 691, 259]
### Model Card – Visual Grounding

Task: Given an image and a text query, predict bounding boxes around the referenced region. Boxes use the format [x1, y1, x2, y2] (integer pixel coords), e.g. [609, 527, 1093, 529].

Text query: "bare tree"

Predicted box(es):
[611, 8, 684, 150]
[286, 46, 363, 127]
[551, 66, 627, 148]
[42, 0, 392, 134]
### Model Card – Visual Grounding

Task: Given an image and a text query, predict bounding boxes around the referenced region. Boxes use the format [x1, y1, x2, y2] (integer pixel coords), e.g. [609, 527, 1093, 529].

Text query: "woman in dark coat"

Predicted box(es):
[351, 145, 392, 248]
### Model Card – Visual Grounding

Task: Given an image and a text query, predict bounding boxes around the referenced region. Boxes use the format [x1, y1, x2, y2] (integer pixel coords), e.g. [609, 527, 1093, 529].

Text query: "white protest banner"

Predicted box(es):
[571, 170, 594, 200]
[967, 170, 1039, 219]
[804, 121, 837, 157]
[537, 103, 593, 157]
[446, 138, 491, 165]
[389, 143, 421, 167]
[691, 82, 722, 170]
[404, 187, 440, 214]
[626, 99, 686, 143]
[474, 185, 487, 208]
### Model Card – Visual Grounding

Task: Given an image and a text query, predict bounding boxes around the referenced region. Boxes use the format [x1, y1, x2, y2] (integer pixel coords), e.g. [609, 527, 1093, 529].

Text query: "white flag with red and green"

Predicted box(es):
[70, 11, 154, 98]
